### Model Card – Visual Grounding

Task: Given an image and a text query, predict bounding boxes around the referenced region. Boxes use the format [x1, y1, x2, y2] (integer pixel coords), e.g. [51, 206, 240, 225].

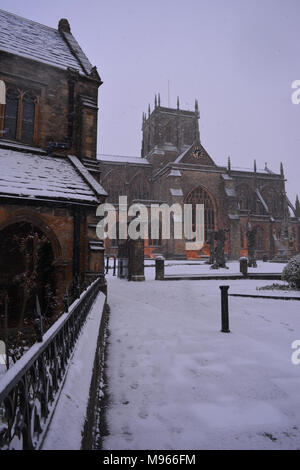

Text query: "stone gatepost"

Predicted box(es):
[129, 238, 145, 281]
[155, 256, 165, 280]
[88, 240, 107, 295]
[239, 257, 248, 277]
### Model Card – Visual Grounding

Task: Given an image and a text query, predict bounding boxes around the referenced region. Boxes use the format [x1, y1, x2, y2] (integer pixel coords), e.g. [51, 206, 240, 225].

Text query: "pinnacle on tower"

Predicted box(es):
[154, 94, 157, 108]
[227, 156, 231, 172]
[148, 104, 151, 117]
[295, 195, 300, 217]
[158, 93, 161, 106]
[254, 159, 257, 173]
[280, 162, 284, 178]
[177, 96, 180, 110]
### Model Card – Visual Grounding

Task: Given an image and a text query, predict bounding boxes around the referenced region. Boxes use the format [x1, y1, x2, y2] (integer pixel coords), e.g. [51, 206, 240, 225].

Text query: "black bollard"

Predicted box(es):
[219, 285, 230, 333]
[239, 257, 248, 277]
[155, 256, 165, 280]
[113, 256, 116, 276]
[106, 256, 109, 274]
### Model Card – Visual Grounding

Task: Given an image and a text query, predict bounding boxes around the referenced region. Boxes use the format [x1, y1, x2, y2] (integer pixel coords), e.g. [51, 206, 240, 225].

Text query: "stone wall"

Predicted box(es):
[0, 51, 100, 158]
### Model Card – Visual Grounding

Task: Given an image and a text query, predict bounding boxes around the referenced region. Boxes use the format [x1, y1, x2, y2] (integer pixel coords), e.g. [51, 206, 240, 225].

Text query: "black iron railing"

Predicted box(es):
[0, 277, 102, 450]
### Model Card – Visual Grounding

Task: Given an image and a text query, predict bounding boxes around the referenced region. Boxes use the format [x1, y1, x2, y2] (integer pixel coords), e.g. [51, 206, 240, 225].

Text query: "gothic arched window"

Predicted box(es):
[185, 186, 216, 240]
[149, 218, 162, 246]
[1, 87, 38, 144]
[4, 89, 19, 140]
[237, 185, 253, 211]
[131, 174, 150, 201]
[261, 187, 281, 217]
[183, 124, 193, 145]
[22, 93, 36, 143]
[256, 226, 264, 250]
[101, 171, 125, 205]
[165, 121, 174, 143]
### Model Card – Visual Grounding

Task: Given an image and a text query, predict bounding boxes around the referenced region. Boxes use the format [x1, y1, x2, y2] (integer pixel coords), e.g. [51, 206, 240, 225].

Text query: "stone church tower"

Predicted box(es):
[99, 96, 300, 261]
[141, 96, 200, 166]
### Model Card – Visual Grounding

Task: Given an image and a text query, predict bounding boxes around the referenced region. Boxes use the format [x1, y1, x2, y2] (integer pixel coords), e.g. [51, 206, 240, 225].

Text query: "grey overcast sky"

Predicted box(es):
[1, 0, 299, 202]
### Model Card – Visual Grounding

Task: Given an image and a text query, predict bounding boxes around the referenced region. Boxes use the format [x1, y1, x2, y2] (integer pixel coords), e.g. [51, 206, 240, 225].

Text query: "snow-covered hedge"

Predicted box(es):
[282, 255, 300, 288]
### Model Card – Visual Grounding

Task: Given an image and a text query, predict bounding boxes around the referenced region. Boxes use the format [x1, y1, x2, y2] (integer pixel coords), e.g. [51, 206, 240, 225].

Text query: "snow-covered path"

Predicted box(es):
[103, 271, 300, 450]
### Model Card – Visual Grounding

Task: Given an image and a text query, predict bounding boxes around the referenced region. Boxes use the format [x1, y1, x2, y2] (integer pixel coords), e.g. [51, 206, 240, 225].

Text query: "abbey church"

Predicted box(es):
[99, 96, 300, 260]
[0, 6, 299, 276]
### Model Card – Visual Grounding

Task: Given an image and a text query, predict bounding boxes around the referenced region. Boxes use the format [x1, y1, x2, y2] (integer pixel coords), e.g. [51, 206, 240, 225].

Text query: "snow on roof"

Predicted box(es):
[0, 149, 101, 203]
[256, 188, 269, 213]
[168, 169, 182, 177]
[174, 144, 194, 163]
[225, 187, 236, 198]
[231, 166, 272, 175]
[0, 9, 91, 75]
[98, 154, 150, 165]
[170, 188, 183, 196]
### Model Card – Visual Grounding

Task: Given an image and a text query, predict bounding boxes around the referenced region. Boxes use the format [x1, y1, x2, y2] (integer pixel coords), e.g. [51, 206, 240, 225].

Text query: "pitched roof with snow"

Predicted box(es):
[0, 9, 93, 75]
[0, 148, 106, 203]
[98, 154, 151, 166]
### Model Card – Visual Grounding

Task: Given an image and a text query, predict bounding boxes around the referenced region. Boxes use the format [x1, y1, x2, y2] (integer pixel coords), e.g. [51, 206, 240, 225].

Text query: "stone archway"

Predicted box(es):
[0, 221, 57, 327]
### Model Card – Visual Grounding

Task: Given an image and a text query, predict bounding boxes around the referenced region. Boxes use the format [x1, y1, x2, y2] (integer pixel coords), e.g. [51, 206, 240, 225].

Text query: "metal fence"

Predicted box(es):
[0, 277, 102, 450]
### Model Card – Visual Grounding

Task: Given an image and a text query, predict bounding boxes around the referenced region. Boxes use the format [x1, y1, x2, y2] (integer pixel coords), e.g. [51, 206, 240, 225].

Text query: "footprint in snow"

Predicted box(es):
[121, 425, 134, 442]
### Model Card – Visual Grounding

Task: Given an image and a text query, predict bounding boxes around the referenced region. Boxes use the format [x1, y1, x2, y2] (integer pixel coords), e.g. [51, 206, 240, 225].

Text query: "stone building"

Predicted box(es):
[99, 96, 300, 260]
[0, 10, 106, 321]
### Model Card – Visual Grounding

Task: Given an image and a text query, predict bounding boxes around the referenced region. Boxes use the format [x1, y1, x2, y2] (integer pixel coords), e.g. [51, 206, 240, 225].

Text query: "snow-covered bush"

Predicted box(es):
[282, 255, 300, 288]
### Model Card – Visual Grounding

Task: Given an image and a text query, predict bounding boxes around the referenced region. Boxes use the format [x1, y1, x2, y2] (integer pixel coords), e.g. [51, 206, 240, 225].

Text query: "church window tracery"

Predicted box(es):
[1, 87, 38, 144]
[185, 186, 216, 240]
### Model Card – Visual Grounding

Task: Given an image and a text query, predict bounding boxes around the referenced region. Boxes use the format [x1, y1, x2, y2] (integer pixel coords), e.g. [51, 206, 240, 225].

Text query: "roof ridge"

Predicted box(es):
[68, 155, 107, 197]
[59, 29, 92, 75]
[0, 8, 57, 32]
[97, 153, 145, 160]
[174, 143, 194, 163]
[0, 9, 88, 75]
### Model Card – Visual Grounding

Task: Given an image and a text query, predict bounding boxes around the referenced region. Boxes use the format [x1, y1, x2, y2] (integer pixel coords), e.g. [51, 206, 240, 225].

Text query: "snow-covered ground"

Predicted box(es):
[103, 262, 300, 450]
[149, 259, 286, 278]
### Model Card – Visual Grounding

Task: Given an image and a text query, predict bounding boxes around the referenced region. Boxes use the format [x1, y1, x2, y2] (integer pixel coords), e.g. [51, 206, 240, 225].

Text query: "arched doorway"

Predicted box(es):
[185, 186, 217, 241]
[0, 222, 56, 328]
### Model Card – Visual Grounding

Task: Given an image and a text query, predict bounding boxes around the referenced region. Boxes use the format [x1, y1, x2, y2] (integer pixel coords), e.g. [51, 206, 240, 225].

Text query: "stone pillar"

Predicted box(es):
[155, 256, 165, 280]
[87, 240, 107, 295]
[239, 257, 248, 277]
[129, 238, 145, 281]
